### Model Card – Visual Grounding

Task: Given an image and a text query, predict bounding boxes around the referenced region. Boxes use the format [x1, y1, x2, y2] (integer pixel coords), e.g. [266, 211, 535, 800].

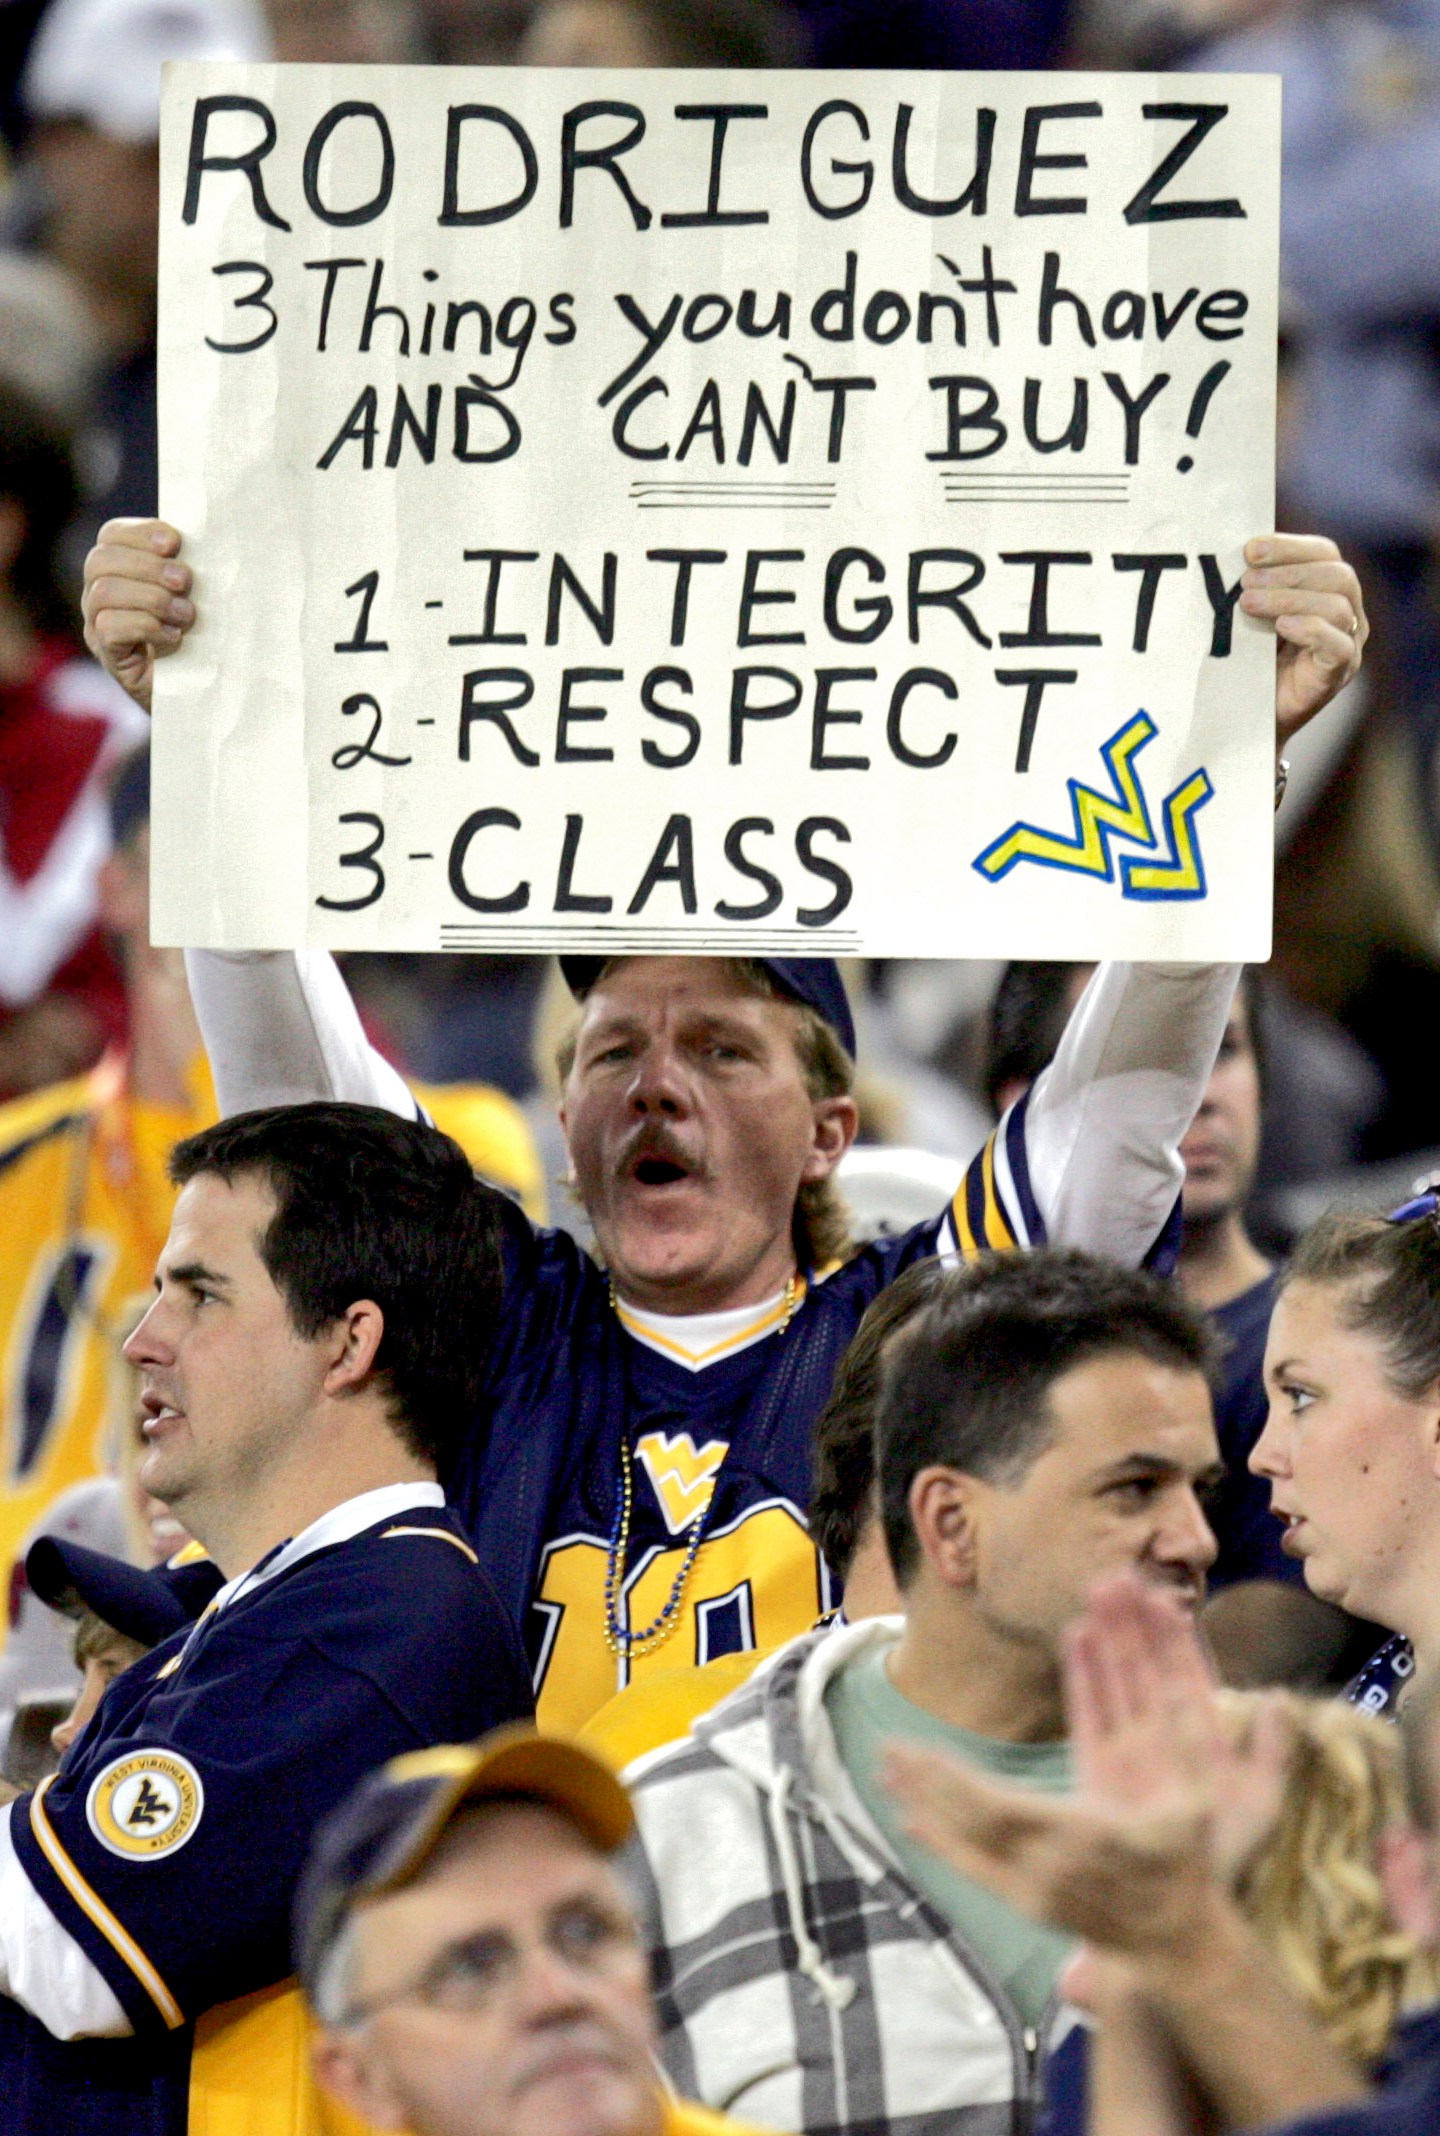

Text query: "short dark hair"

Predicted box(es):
[808, 1262, 945, 1578]
[984, 963, 1267, 1117]
[878, 1249, 1215, 1584]
[984, 962, 1085, 1114]
[168, 1104, 504, 1470]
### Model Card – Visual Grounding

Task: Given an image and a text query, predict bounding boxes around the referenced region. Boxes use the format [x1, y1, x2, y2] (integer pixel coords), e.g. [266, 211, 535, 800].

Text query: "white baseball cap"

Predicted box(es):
[23, 0, 271, 143]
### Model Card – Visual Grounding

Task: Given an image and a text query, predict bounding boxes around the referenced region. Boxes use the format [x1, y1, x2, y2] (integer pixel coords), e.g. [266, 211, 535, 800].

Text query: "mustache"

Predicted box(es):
[614, 1122, 706, 1179]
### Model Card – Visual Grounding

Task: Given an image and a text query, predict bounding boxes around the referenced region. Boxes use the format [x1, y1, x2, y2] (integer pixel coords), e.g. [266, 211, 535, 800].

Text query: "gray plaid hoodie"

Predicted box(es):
[624, 1617, 1071, 2136]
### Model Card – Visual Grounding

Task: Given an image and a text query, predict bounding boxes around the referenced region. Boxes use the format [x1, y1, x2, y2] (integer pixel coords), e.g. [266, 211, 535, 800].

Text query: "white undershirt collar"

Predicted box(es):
[613, 1285, 804, 1373]
[210, 1481, 445, 1619]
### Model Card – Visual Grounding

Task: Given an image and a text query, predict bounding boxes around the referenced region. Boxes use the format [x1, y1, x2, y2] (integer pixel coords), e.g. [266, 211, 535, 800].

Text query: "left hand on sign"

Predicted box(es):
[1240, 534, 1367, 750]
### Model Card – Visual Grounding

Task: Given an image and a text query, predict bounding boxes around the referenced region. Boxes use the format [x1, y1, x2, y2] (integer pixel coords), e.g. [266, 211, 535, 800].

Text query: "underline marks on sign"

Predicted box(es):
[629, 481, 836, 511]
[439, 926, 863, 951]
[941, 471, 1131, 506]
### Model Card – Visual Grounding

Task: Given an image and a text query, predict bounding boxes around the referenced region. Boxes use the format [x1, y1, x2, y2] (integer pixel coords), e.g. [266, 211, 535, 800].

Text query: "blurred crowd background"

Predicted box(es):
[5, 0, 1440, 1247]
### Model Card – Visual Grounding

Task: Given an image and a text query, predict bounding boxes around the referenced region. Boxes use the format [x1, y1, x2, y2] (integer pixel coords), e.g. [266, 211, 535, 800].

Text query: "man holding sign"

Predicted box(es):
[86, 517, 1361, 1735]
[83, 63, 1365, 1728]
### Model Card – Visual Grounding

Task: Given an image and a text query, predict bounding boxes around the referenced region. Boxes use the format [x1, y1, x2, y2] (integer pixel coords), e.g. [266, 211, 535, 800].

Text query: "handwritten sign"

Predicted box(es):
[152, 65, 1279, 958]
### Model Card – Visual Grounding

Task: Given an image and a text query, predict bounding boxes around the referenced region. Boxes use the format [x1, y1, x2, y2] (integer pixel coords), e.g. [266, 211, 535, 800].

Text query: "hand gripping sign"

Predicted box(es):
[152, 65, 1279, 959]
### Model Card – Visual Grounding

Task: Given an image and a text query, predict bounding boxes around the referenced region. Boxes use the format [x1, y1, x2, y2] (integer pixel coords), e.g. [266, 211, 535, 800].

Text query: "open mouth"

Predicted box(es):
[632, 1156, 690, 1187]
[140, 1390, 184, 1436]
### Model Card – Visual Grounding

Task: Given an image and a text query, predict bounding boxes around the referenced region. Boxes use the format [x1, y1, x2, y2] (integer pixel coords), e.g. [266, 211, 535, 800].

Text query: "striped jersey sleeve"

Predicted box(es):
[936, 1091, 1043, 1261]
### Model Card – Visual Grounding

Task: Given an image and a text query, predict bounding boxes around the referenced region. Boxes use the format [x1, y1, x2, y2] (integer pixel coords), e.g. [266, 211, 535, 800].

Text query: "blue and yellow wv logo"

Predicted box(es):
[634, 1431, 730, 1537]
[974, 714, 1213, 900]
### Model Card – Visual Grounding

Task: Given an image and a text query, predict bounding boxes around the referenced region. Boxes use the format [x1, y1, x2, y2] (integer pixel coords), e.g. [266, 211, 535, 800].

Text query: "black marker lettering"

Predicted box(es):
[1112, 554, 1187, 652]
[1015, 102, 1101, 217]
[647, 549, 726, 645]
[183, 96, 290, 229]
[800, 100, 873, 220]
[641, 666, 701, 765]
[715, 820, 782, 920]
[892, 104, 994, 216]
[811, 669, 873, 769]
[908, 551, 991, 645]
[554, 814, 612, 912]
[629, 815, 697, 914]
[995, 668, 1079, 771]
[1200, 554, 1244, 655]
[887, 669, 958, 767]
[556, 668, 621, 761]
[662, 105, 769, 227]
[303, 102, 394, 227]
[450, 553, 539, 647]
[1124, 105, 1244, 225]
[440, 105, 538, 226]
[729, 667, 803, 762]
[560, 102, 652, 231]
[457, 669, 538, 765]
[794, 818, 853, 926]
[546, 555, 617, 646]
[449, 809, 528, 912]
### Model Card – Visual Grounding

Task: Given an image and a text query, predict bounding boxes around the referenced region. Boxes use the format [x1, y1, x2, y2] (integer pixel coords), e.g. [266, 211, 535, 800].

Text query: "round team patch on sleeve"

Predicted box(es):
[86, 1751, 205, 1860]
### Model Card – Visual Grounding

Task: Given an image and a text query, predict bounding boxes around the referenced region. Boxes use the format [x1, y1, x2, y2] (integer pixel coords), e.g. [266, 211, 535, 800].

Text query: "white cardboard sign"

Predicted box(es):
[153, 65, 1280, 958]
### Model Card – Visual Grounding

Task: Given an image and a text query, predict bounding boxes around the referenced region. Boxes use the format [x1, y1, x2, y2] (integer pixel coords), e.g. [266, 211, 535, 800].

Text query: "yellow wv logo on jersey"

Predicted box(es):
[634, 1431, 729, 1536]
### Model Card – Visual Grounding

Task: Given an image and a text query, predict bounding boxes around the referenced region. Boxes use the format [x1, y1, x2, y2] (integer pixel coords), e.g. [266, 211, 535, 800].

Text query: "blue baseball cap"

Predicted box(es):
[25, 1536, 222, 1651]
[559, 955, 855, 1062]
[294, 1726, 634, 2007]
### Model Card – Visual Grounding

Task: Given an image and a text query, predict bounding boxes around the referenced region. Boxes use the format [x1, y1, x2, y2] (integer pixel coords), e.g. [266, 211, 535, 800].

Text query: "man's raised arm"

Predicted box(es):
[1017, 958, 1239, 1270]
[945, 530, 1366, 1270]
[183, 948, 411, 1119]
[81, 518, 429, 1120]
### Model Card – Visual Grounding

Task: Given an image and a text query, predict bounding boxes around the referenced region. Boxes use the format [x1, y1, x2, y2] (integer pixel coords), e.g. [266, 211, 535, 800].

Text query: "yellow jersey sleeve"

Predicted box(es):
[414, 1082, 547, 1224]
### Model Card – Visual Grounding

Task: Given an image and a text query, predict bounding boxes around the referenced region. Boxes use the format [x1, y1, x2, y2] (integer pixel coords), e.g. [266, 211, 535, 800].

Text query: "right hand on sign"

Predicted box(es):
[82, 519, 194, 715]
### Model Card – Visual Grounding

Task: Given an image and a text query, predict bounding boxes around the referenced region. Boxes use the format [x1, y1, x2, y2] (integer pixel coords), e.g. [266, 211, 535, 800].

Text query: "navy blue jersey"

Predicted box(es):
[1204, 1270, 1300, 1590]
[464, 1199, 962, 1731]
[1347, 1633, 1415, 1720]
[2, 1504, 532, 2135]
[452, 1097, 1179, 1731]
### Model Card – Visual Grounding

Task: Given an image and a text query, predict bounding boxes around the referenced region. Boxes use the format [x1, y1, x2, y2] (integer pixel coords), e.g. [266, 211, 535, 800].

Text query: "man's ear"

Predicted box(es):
[801, 1095, 860, 1183]
[323, 1300, 385, 1398]
[554, 1101, 579, 1192]
[1380, 1820, 1440, 1949]
[311, 2029, 410, 2131]
[907, 1466, 983, 1591]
